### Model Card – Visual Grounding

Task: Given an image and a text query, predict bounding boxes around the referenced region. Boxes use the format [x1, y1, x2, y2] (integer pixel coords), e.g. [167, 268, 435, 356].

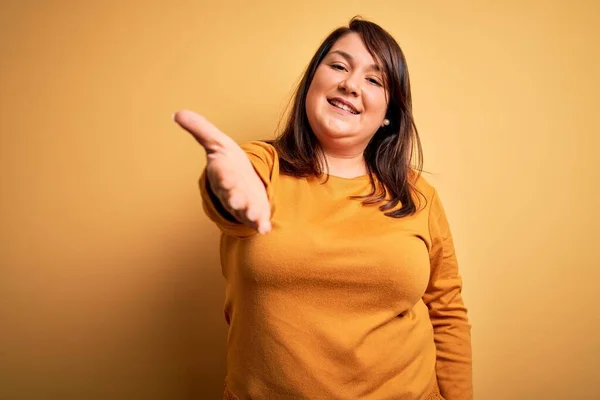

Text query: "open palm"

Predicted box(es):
[174, 110, 271, 234]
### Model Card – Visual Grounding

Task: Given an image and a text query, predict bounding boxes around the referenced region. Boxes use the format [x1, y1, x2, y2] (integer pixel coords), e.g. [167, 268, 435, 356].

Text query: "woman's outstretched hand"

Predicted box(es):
[174, 110, 272, 234]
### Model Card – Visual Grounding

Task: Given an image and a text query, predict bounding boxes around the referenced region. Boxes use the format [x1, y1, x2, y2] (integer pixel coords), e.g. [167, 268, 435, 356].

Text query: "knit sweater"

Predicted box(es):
[199, 141, 472, 400]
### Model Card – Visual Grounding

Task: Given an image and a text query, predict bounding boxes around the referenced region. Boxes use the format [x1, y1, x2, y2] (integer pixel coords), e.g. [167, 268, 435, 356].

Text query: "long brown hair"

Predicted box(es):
[270, 17, 424, 218]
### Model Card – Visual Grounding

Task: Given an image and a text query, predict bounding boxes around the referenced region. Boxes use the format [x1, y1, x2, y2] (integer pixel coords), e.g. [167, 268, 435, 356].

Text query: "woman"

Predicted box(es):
[174, 17, 472, 400]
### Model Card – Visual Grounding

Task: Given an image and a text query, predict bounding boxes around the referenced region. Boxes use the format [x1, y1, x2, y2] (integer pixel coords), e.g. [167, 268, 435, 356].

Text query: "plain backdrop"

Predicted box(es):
[1, 1, 599, 399]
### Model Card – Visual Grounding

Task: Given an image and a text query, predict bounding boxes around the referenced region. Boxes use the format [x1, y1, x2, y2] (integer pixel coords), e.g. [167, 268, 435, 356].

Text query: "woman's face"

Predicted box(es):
[305, 32, 388, 153]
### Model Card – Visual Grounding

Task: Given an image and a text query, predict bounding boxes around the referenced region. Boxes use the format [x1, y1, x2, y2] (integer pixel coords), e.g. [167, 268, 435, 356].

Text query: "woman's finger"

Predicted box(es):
[173, 110, 230, 153]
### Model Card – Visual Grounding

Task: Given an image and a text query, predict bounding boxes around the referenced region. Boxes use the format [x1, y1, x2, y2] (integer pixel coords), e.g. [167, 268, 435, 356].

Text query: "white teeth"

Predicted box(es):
[330, 100, 358, 114]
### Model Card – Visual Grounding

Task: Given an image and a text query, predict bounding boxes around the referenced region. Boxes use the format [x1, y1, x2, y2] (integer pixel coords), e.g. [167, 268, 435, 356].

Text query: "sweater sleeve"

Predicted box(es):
[198, 140, 277, 238]
[422, 188, 473, 400]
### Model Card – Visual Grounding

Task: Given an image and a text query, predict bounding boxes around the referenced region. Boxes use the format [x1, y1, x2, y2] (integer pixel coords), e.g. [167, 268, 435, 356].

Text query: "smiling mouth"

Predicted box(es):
[327, 99, 360, 115]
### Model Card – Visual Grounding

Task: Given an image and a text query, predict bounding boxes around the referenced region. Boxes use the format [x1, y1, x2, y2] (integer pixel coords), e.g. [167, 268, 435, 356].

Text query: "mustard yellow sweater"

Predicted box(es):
[199, 141, 472, 400]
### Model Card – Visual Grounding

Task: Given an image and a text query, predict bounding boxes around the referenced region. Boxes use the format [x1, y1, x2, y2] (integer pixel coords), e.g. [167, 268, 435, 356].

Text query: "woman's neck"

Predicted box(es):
[320, 149, 368, 179]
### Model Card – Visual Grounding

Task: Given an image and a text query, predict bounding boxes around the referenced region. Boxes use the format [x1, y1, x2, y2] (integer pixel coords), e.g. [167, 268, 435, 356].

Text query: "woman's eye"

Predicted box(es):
[331, 64, 346, 71]
[367, 77, 382, 86]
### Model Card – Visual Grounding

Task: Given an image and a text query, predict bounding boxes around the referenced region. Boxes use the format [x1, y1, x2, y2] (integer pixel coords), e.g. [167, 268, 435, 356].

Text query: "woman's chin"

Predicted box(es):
[318, 129, 353, 140]
[320, 120, 357, 138]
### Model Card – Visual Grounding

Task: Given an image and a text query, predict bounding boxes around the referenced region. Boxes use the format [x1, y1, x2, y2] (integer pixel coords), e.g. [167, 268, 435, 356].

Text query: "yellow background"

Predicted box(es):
[1, 1, 598, 399]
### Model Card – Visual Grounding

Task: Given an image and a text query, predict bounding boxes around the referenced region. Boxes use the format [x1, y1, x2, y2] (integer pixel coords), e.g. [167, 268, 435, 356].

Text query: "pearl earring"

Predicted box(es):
[382, 119, 390, 127]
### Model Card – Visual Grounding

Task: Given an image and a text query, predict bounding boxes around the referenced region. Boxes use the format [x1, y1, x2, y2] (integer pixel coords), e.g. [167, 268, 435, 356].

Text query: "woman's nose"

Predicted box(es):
[339, 76, 361, 96]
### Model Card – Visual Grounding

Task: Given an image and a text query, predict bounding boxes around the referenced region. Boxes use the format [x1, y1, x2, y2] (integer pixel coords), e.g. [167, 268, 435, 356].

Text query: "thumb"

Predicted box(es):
[173, 110, 229, 152]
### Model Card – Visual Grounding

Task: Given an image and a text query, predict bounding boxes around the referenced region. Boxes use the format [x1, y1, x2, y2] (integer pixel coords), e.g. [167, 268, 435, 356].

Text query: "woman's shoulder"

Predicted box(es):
[410, 170, 436, 198]
[240, 140, 277, 156]
[240, 140, 278, 164]
[409, 171, 456, 221]
[239, 140, 279, 178]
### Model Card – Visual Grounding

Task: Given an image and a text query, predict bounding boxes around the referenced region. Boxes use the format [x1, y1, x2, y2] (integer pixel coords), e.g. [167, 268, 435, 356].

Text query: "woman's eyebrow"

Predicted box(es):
[329, 50, 382, 72]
